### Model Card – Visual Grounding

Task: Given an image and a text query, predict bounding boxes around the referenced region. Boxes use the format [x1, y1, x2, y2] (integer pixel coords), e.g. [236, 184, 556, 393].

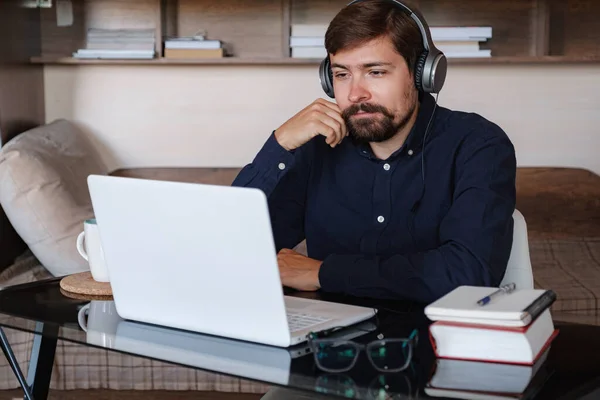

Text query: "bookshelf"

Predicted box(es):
[32, 0, 600, 66]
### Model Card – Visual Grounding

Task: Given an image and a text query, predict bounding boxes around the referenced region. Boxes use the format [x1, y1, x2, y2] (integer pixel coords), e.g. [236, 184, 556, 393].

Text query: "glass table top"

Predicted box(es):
[0, 277, 599, 399]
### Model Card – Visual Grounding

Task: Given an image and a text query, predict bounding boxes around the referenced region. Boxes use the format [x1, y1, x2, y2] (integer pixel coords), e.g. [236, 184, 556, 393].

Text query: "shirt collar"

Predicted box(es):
[353, 92, 437, 161]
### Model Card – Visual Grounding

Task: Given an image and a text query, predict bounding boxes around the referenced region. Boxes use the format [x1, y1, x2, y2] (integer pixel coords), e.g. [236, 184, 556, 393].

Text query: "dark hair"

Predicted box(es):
[324, 0, 424, 73]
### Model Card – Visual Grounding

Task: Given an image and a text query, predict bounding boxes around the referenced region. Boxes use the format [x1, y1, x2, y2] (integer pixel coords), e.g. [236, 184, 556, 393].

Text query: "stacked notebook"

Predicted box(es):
[430, 26, 492, 58]
[423, 285, 558, 399]
[288, 24, 492, 58]
[163, 38, 225, 59]
[73, 28, 156, 60]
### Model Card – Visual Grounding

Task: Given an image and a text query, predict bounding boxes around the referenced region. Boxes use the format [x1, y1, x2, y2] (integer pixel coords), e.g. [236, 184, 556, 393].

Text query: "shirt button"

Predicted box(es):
[377, 216, 385, 223]
[408, 149, 414, 156]
[278, 163, 286, 170]
[383, 163, 390, 171]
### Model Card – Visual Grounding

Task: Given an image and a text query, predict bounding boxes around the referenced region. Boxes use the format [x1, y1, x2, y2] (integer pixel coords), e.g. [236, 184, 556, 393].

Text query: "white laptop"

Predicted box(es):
[86, 174, 376, 348]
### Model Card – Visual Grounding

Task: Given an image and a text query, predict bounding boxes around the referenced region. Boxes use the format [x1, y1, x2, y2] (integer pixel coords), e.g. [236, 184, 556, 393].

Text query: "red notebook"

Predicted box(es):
[429, 308, 559, 365]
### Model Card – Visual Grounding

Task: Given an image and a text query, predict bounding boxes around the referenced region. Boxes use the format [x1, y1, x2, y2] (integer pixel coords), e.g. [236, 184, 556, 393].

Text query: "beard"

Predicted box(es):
[342, 95, 417, 145]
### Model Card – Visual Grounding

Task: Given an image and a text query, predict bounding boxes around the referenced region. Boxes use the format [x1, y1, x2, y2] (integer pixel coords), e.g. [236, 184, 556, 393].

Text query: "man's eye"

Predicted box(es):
[370, 70, 386, 76]
[334, 73, 347, 79]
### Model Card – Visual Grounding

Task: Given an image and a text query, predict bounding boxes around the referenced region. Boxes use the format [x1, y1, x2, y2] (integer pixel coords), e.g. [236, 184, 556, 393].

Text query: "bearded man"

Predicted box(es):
[232, 0, 516, 304]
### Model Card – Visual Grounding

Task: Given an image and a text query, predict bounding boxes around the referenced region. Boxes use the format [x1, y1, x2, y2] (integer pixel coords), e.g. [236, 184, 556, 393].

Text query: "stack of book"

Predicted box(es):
[288, 24, 492, 59]
[163, 37, 225, 59]
[431, 26, 492, 58]
[289, 24, 327, 59]
[73, 28, 156, 60]
[423, 285, 558, 399]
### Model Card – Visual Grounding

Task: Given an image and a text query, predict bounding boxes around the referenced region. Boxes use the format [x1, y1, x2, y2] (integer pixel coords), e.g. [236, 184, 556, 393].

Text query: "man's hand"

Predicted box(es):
[274, 98, 348, 151]
[277, 248, 322, 291]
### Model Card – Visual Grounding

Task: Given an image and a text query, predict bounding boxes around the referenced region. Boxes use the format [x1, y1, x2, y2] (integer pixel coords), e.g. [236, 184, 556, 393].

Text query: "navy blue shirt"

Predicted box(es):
[232, 93, 516, 304]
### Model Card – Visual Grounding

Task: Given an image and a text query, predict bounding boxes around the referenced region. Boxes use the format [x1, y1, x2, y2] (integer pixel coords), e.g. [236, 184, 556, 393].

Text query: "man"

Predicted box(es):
[232, 0, 516, 305]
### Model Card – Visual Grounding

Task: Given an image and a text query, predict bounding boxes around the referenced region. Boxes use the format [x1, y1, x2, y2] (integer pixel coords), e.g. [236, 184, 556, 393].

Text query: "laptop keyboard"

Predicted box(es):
[286, 311, 331, 332]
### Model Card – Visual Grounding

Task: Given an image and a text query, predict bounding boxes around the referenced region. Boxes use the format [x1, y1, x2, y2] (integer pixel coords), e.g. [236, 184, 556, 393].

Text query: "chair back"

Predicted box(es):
[500, 209, 534, 289]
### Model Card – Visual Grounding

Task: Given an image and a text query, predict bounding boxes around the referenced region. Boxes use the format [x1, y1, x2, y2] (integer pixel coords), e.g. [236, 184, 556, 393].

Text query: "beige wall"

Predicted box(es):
[43, 63, 600, 174]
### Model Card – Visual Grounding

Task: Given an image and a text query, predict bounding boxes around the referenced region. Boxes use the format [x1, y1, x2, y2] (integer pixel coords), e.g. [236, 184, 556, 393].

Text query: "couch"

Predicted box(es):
[0, 119, 598, 393]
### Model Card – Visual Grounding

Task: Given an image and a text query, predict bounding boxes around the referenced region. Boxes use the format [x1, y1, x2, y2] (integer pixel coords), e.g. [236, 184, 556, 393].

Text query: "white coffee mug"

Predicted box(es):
[76, 218, 109, 282]
[77, 301, 122, 348]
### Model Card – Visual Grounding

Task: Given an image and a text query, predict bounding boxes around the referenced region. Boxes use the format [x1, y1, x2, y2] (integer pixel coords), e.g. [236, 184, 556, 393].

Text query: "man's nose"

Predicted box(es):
[348, 78, 370, 103]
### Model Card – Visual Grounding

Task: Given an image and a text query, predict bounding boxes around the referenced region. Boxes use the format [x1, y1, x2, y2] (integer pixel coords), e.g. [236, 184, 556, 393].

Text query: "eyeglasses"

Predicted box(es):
[308, 328, 419, 373]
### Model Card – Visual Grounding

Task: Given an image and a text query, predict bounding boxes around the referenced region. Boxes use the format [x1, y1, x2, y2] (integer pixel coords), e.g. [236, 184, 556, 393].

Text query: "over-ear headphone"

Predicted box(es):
[319, 0, 447, 98]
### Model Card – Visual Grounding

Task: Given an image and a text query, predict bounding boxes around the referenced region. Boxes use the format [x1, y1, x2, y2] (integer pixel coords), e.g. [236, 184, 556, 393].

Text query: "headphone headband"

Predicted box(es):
[319, 0, 447, 96]
[347, 0, 434, 53]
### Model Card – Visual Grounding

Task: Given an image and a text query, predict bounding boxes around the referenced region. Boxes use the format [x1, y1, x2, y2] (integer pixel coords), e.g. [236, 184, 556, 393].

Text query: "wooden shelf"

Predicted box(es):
[32, 0, 600, 66]
[30, 55, 600, 66]
[30, 56, 324, 65]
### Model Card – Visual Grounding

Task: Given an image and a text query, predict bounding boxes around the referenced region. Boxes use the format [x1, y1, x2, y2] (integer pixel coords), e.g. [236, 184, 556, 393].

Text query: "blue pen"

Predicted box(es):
[477, 283, 516, 306]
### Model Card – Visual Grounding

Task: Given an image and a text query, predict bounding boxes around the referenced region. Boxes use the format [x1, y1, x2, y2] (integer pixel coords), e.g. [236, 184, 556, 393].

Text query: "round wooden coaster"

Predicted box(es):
[60, 271, 113, 297]
[60, 288, 113, 301]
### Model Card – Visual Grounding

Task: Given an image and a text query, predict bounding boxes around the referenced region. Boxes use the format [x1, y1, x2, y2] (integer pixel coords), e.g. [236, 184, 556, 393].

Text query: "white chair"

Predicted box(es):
[500, 209, 534, 289]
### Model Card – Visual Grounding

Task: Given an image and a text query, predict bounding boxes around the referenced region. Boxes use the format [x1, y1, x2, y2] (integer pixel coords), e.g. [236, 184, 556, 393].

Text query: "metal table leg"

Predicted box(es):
[0, 326, 34, 400]
[27, 322, 58, 400]
[0, 322, 58, 400]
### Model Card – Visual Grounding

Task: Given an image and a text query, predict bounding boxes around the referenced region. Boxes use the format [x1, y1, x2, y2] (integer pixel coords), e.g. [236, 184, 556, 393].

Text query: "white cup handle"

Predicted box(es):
[78, 303, 90, 332]
[76, 231, 88, 261]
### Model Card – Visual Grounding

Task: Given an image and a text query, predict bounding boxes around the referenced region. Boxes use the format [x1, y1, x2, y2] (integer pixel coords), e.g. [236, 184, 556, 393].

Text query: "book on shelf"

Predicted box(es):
[434, 40, 481, 52]
[439, 50, 492, 58]
[290, 24, 492, 40]
[164, 38, 223, 50]
[162, 36, 226, 58]
[73, 49, 155, 60]
[289, 24, 493, 58]
[425, 285, 559, 365]
[164, 48, 224, 59]
[290, 24, 328, 38]
[432, 27, 492, 58]
[430, 26, 492, 41]
[74, 28, 156, 59]
[291, 46, 327, 58]
[434, 40, 491, 58]
[290, 37, 324, 47]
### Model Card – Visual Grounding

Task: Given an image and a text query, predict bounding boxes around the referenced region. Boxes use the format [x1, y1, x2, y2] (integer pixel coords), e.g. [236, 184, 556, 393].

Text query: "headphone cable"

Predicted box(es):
[412, 92, 440, 212]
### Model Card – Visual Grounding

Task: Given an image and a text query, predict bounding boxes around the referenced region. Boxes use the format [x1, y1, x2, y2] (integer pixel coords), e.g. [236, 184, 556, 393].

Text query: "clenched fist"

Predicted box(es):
[274, 99, 348, 151]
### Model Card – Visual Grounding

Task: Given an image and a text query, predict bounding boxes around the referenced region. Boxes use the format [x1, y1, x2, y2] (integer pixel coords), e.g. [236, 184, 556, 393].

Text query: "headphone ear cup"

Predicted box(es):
[319, 57, 335, 98]
[413, 51, 428, 92]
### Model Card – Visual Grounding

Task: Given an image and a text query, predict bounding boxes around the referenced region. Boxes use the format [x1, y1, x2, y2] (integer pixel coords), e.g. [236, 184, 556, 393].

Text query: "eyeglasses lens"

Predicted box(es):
[314, 342, 359, 372]
[368, 340, 411, 371]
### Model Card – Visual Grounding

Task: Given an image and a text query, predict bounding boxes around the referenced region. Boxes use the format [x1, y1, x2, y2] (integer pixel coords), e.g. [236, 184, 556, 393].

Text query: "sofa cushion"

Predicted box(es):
[0, 119, 109, 276]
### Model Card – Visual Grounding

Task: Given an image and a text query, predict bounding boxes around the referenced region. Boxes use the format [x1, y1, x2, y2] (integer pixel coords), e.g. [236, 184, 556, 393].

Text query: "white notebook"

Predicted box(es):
[424, 286, 556, 327]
